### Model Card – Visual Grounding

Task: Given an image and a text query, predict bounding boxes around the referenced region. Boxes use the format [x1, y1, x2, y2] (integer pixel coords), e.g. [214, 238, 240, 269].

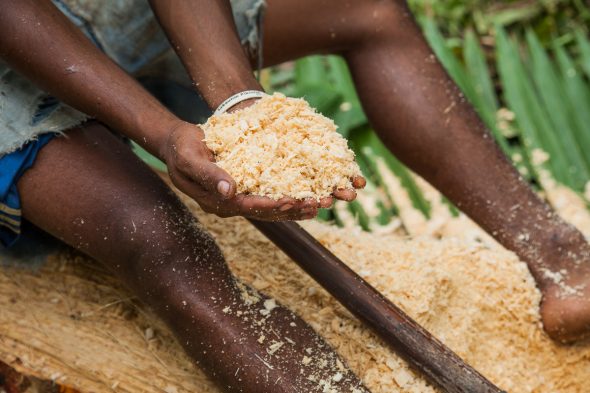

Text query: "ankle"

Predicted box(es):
[533, 224, 590, 284]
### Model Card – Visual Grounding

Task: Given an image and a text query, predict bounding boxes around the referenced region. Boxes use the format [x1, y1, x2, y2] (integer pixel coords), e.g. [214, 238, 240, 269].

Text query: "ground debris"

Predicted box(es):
[0, 175, 589, 392]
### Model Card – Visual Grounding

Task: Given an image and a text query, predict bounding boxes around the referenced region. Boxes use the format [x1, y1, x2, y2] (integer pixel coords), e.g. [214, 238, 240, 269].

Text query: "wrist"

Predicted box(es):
[160, 120, 194, 164]
[194, 76, 263, 110]
[227, 96, 262, 113]
[215, 90, 267, 114]
[119, 101, 184, 162]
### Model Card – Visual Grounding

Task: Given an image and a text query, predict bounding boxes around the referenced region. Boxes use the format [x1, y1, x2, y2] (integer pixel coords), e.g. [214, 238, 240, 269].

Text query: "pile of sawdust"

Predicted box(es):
[1, 174, 589, 392]
[201, 93, 361, 200]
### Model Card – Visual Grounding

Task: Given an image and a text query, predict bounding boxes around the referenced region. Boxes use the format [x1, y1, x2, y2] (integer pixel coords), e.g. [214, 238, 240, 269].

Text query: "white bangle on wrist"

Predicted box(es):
[214, 90, 267, 115]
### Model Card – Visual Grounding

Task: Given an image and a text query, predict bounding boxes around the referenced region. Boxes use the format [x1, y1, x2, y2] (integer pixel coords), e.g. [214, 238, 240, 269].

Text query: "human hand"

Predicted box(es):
[163, 121, 331, 221]
[333, 176, 367, 201]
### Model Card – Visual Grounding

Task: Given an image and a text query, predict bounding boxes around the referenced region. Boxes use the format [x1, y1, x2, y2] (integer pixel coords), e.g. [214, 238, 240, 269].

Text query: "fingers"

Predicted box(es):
[255, 205, 318, 222]
[169, 124, 362, 219]
[330, 176, 364, 202]
[320, 197, 334, 208]
[172, 155, 338, 220]
[235, 195, 319, 220]
[352, 176, 367, 189]
[332, 188, 357, 201]
[169, 125, 236, 199]
[171, 167, 322, 220]
[185, 159, 237, 199]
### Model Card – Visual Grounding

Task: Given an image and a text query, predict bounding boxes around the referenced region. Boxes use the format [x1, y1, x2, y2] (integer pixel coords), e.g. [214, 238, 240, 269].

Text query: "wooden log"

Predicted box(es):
[250, 220, 505, 393]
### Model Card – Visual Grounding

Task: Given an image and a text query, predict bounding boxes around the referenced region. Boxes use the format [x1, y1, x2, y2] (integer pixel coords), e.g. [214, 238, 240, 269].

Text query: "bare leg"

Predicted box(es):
[17, 123, 368, 392]
[258, 0, 590, 342]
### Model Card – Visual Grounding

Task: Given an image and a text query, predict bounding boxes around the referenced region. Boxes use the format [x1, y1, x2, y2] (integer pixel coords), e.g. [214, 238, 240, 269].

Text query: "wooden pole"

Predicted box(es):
[250, 220, 505, 393]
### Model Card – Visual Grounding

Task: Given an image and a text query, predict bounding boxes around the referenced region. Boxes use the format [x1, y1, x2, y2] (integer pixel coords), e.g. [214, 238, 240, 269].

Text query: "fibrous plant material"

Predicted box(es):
[0, 175, 589, 392]
[201, 93, 361, 200]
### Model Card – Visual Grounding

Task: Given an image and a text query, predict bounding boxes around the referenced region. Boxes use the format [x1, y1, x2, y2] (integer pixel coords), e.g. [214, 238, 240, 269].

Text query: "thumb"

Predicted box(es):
[188, 158, 237, 199]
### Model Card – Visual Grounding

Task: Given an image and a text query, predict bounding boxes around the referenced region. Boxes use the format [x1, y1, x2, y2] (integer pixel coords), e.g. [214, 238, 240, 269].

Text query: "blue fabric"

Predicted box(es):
[0, 133, 57, 247]
[0, 220, 62, 269]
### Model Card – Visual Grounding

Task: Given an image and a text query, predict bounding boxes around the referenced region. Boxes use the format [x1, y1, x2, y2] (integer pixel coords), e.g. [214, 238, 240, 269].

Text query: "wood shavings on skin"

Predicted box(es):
[201, 93, 361, 200]
[0, 175, 589, 392]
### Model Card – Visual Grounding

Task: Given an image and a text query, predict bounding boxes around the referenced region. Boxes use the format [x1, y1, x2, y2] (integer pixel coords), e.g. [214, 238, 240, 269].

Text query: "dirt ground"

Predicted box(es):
[0, 176, 589, 392]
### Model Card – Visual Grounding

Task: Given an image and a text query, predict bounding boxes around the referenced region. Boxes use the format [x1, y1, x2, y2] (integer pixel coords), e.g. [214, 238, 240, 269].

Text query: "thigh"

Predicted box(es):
[258, 0, 390, 66]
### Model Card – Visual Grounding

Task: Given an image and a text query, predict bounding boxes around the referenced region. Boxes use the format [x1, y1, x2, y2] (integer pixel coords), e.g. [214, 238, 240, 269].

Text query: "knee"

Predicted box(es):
[111, 200, 226, 286]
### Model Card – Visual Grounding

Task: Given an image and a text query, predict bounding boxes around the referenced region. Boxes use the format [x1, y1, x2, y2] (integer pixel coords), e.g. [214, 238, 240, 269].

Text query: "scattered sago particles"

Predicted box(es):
[201, 93, 361, 200]
[1, 174, 590, 392]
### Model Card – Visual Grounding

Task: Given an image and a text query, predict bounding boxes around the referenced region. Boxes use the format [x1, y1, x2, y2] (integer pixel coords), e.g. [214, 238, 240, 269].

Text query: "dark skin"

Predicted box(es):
[0, 1, 366, 392]
[154, 0, 590, 342]
[17, 124, 367, 392]
[1, 0, 589, 392]
[254, 0, 590, 342]
[0, 0, 361, 221]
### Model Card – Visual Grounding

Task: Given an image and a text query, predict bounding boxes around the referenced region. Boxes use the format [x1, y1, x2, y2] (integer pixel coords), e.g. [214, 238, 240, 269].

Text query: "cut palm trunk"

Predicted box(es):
[251, 220, 505, 393]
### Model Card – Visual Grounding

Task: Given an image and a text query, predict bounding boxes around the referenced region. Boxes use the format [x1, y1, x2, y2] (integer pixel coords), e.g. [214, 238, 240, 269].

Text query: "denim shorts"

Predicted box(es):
[0, 0, 266, 249]
[0, 0, 266, 155]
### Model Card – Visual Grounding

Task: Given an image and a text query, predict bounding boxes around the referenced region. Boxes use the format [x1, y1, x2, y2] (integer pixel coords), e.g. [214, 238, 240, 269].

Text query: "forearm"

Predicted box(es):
[149, 0, 262, 109]
[0, 0, 180, 159]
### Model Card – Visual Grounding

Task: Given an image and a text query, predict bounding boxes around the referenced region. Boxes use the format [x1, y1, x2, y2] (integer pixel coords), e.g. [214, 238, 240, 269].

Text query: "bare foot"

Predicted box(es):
[527, 225, 590, 343]
[541, 282, 590, 343]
